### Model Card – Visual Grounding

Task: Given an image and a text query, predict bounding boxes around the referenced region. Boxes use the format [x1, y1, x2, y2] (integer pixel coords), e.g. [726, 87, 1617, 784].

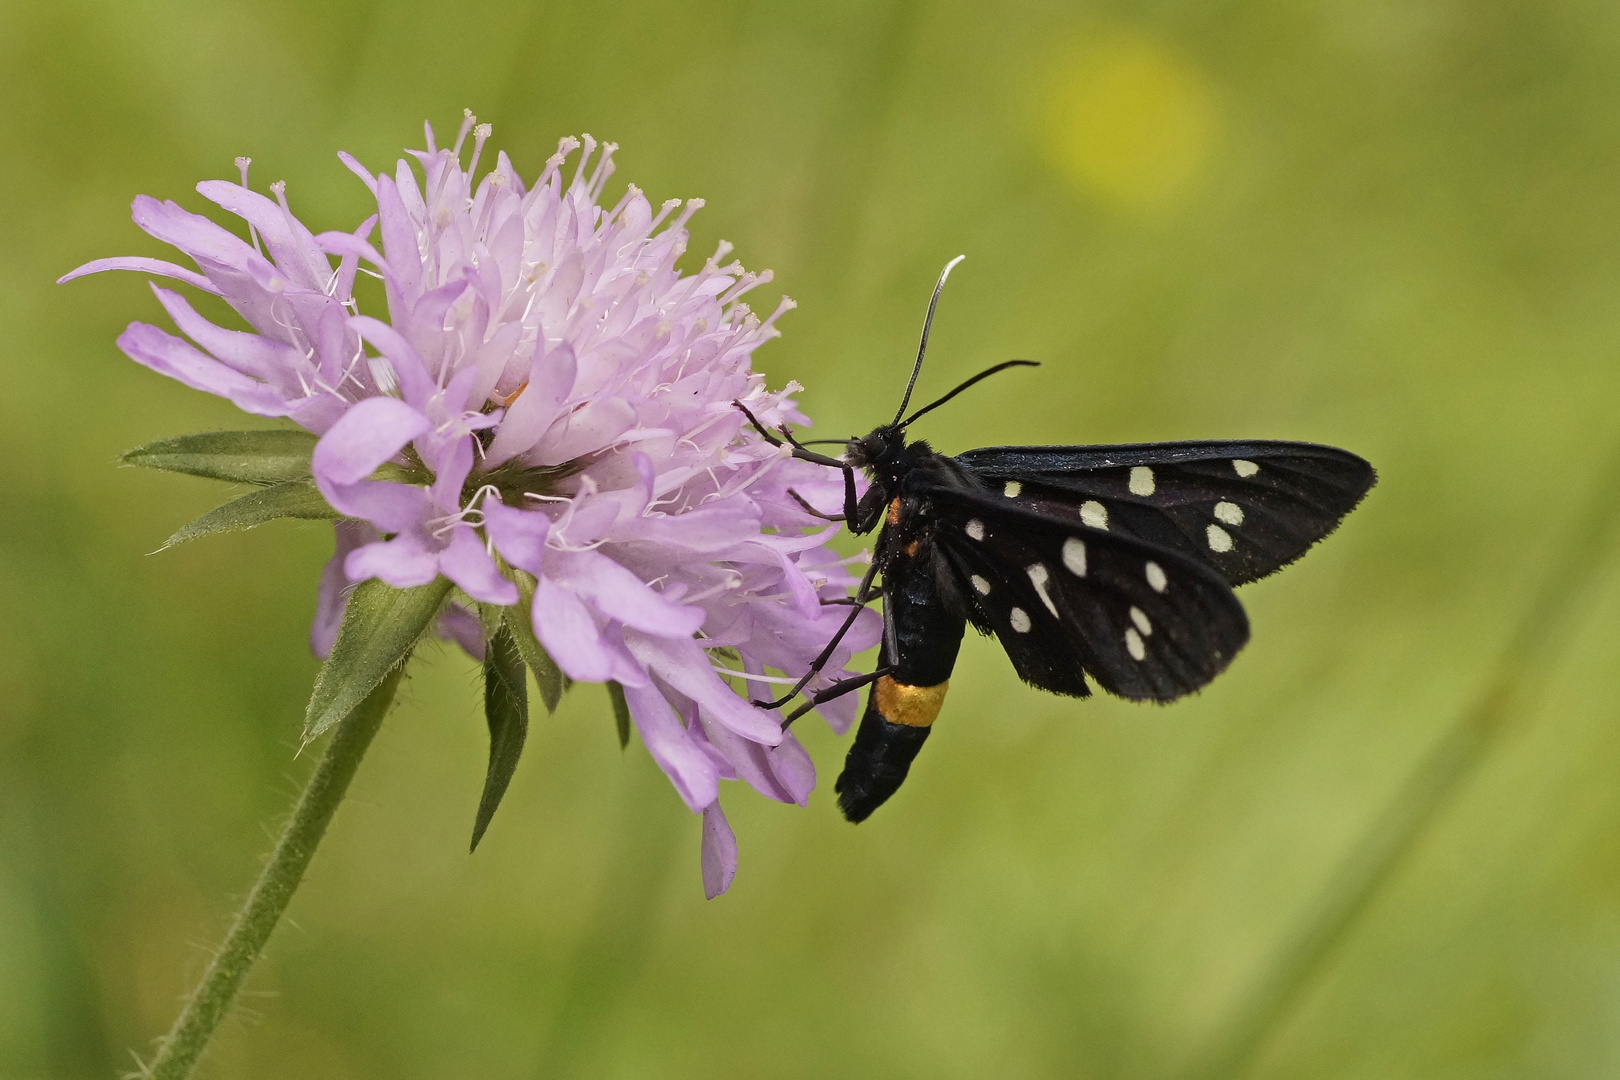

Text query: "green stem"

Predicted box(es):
[1187, 439, 1620, 1080]
[144, 667, 405, 1079]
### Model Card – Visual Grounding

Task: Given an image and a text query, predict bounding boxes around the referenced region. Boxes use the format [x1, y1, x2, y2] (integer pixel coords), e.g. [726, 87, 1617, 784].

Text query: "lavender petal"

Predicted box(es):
[700, 800, 738, 899]
[345, 533, 441, 588]
[531, 575, 615, 682]
[623, 631, 783, 747]
[311, 521, 373, 658]
[546, 548, 704, 636]
[435, 602, 486, 661]
[440, 523, 518, 605]
[621, 680, 720, 814]
[482, 500, 550, 574]
[115, 323, 291, 417]
[58, 256, 223, 295]
[311, 397, 431, 485]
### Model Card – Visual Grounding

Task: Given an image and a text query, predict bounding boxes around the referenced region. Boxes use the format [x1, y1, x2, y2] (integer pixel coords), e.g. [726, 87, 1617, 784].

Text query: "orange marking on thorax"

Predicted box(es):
[886, 498, 901, 526]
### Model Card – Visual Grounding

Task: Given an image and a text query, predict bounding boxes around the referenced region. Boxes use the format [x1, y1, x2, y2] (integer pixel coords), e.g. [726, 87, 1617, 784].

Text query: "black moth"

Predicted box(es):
[740, 257, 1376, 822]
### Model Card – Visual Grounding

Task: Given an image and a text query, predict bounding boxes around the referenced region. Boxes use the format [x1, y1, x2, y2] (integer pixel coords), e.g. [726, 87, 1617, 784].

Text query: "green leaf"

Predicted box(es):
[122, 430, 320, 484]
[502, 571, 565, 713]
[160, 480, 339, 548]
[304, 577, 452, 740]
[471, 623, 529, 852]
[607, 682, 632, 750]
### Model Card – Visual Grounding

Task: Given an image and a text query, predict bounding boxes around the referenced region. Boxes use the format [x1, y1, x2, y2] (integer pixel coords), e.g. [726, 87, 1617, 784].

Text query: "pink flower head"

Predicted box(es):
[64, 113, 878, 896]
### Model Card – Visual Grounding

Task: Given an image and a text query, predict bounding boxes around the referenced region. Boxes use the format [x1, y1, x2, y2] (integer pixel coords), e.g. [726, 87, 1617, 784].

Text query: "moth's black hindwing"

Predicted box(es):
[954, 441, 1375, 586]
[924, 492, 1251, 702]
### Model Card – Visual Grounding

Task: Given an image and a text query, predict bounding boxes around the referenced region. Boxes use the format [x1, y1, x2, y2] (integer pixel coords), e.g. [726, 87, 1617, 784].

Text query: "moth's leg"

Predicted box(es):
[788, 487, 842, 521]
[777, 427, 860, 524]
[756, 557, 882, 710]
[733, 401, 860, 522]
[799, 465, 860, 527]
[733, 401, 844, 467]
[733, 400, 786, 447]
[781, 665, 892, 728]
[839, 462, 859, 526]
[820, 586, 883, 608]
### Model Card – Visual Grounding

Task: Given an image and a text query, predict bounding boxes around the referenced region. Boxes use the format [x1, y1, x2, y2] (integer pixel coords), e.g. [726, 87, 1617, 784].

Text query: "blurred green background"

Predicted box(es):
[5, 0, 1620, 1076]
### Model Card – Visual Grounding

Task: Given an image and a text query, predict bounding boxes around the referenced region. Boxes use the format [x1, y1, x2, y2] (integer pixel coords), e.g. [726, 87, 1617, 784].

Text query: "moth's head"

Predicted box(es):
[845, 424, 907, 473]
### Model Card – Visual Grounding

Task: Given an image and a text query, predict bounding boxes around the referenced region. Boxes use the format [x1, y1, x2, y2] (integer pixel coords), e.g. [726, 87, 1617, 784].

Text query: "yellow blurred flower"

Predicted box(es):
[1038, 31, 1221, 210]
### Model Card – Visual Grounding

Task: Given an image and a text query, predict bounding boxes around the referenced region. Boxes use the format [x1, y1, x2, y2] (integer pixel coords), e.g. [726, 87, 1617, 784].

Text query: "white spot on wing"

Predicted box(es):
[971, 574, 991, 595]
[1027, 563, 1058, 617]
[1129, 606, 1152, 635]
[1145, 561, 1167, 593]
[1233, 459, 1259, 478]
[966, 518, 985, 540]
[1125, 627, 1146, 661]
[1207, 524, 1234, 552]
[1010, 607, 1032, 633]
[1214, 501, 1244, 526]
[1129, 466, 1155, 496]
[1080, 501, 1108, 529]
[1062, 537, 1087, 576]
[1003, 480, 1022, 498]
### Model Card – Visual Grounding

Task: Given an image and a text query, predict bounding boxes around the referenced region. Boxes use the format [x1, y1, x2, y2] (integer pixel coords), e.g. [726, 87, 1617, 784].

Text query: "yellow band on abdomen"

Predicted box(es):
[874, 676, 949, 728]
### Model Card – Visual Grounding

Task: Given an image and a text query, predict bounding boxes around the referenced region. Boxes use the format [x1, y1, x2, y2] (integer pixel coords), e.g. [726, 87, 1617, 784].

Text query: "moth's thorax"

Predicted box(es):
[846, 425, 909, 484]
[847, 426, 950, 495]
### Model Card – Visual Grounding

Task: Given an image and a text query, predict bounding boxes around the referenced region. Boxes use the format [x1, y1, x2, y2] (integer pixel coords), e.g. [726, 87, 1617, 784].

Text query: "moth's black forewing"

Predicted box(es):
[954, 441, 1375, 586]
[924, 489, 1251, 702]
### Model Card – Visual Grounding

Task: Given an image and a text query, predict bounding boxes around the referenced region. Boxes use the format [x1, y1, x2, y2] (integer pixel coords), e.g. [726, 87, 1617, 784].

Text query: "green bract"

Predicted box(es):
[161, 481, 338, 548]
[121, 429, 320, 484]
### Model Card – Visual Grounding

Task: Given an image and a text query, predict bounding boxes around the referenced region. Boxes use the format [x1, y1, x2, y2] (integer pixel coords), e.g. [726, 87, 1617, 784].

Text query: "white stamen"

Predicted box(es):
[467, 122, 493, 181]
[452, 108, 477, 156]
[367, 356, 400, 396]
[710, 664, 804, 685]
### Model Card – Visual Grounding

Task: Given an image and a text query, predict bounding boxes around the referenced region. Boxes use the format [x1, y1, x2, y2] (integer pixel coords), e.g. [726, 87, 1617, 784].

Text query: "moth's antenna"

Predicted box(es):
[899, 360, 1039, 428]
[892, 254, 966, 425]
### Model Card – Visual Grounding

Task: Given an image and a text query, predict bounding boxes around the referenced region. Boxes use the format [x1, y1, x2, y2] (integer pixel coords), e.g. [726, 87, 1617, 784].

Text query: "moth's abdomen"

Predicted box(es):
[836, 546, 966, 822]
[835, 676, 949, 823]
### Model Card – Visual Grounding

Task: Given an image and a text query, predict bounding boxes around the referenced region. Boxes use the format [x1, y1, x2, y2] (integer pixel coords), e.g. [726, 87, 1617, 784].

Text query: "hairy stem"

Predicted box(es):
[144, 667, 405, 1079]
[1187, 441, 1620, 1080]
